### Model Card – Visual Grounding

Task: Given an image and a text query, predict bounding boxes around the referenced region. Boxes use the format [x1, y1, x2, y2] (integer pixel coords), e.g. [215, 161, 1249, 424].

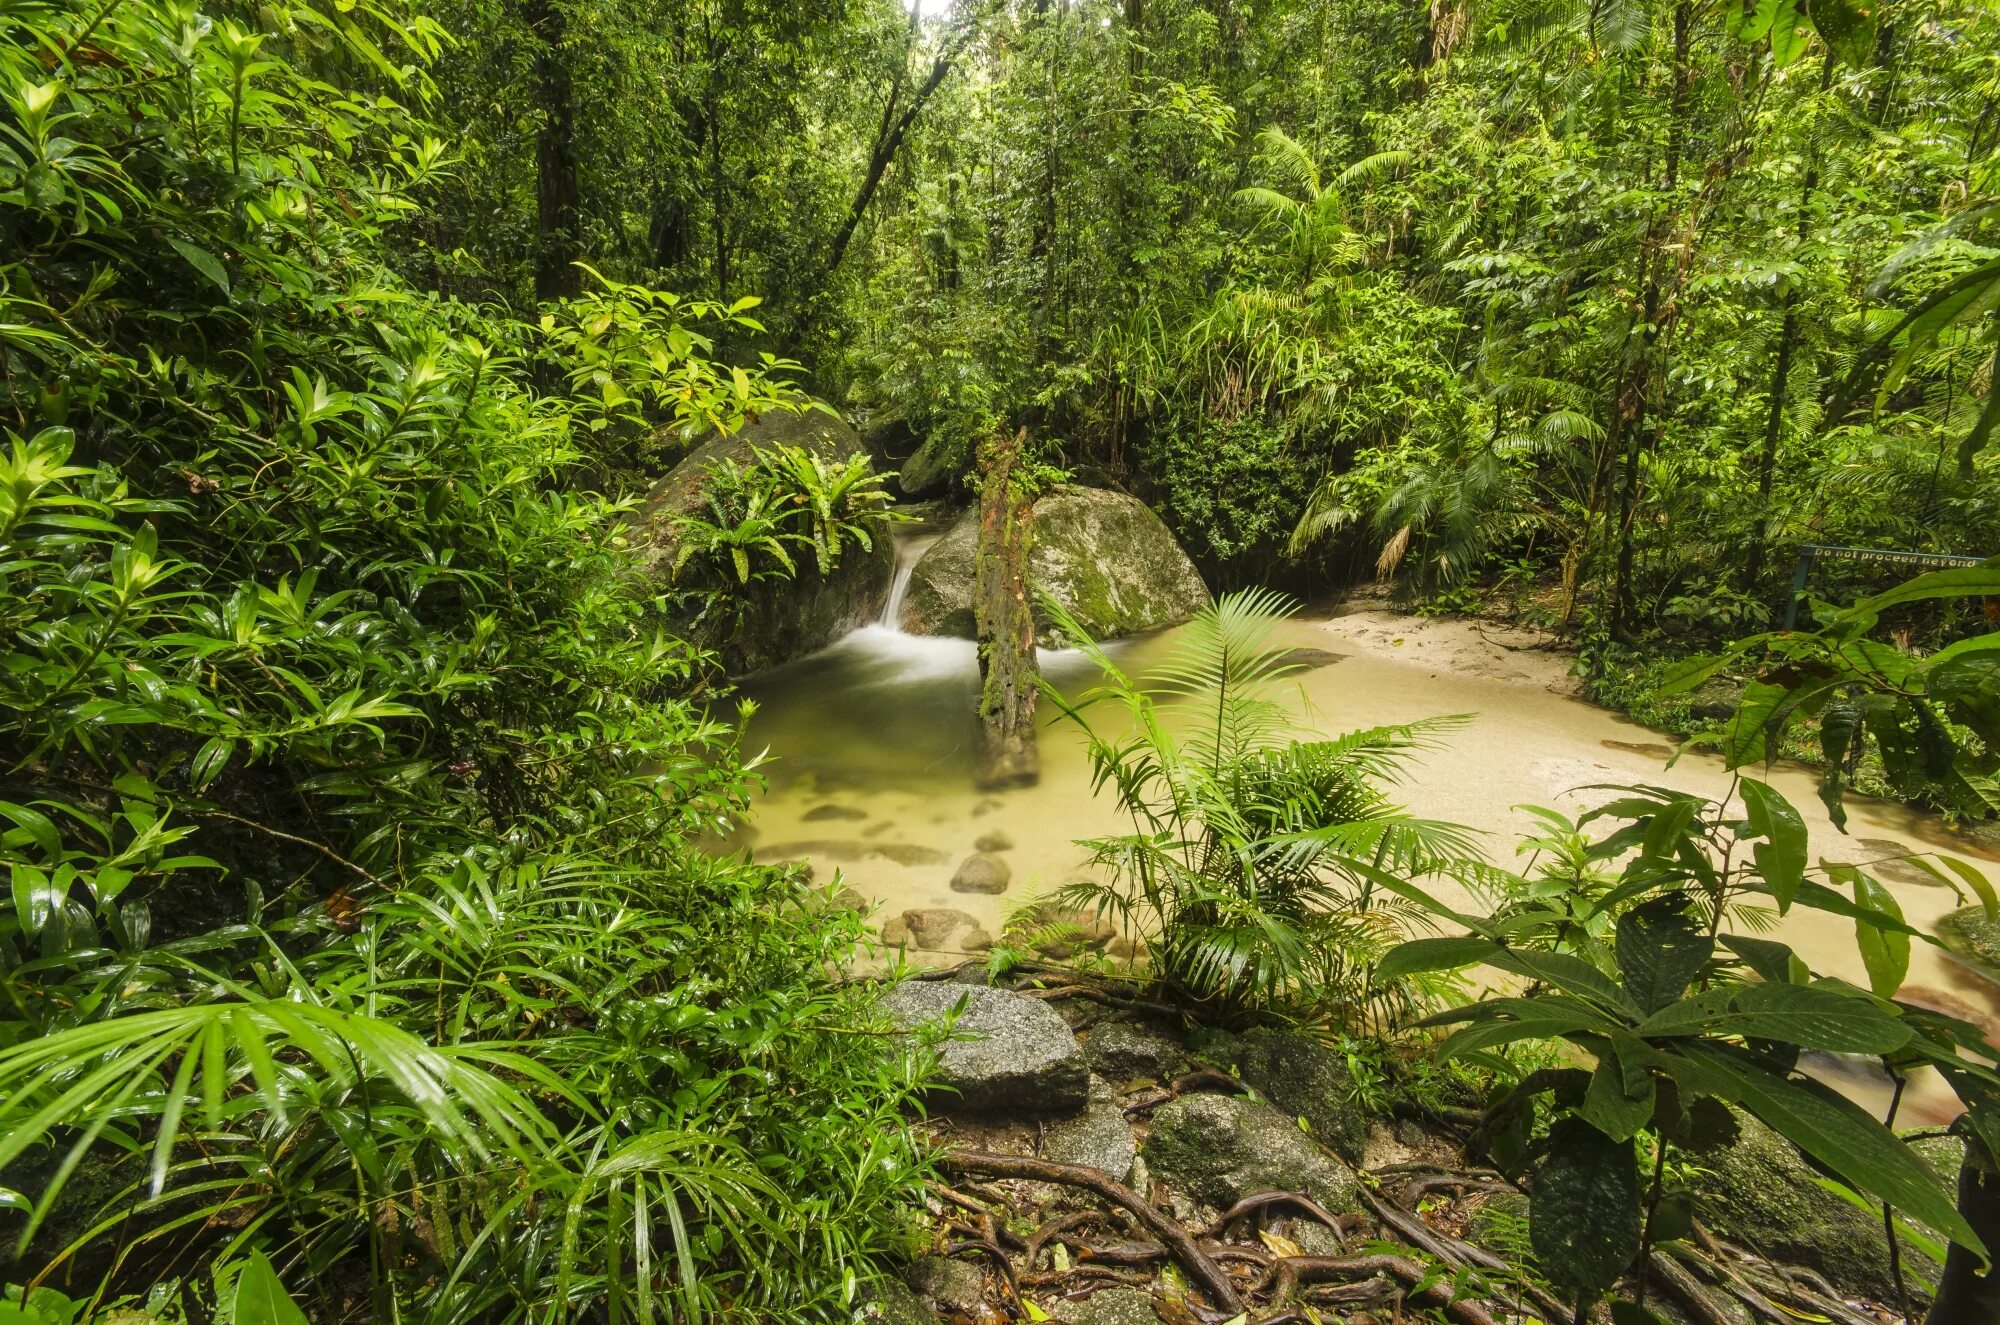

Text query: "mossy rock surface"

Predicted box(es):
[898, 487, 1209, 644]
[1226, 1027, 1367, 1162]
[1936, 903, 2000, 983]
[897, 430, 970, 499]
[1142, 1092, 1360, 1213]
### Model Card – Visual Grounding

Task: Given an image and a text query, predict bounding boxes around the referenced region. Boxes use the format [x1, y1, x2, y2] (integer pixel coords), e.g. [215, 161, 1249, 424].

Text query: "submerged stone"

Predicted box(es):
[974, 830, 1014, 852]
[1142, 1092, 1359, 1213]
[1936, 904, 2000, 984]
[881, 981, 1089, 1115]
[803, 803, 869, 822]
[882, 907, 980, 951]
[950, 852, 1012, 894]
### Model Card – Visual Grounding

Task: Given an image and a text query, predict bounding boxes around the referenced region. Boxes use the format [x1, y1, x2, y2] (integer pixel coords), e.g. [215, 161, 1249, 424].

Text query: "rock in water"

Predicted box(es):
[1937, 903, 2000, 984]
[1142, 1093, 1360, 1212]
[881, 982, 1089, 1115]
[1042, 1076, 1137, 1180]
[974, 830, 1014, 852]
[1228, 1027, 1367, 1162]
[1051, 1287, 1166, 1324]
[897, 487, 1209, 643]
[881, 907, 981, 951]
[1688, 1109, 1942, 1302]
[950, 852, 1011, 894]
[629, 408, 893, 675]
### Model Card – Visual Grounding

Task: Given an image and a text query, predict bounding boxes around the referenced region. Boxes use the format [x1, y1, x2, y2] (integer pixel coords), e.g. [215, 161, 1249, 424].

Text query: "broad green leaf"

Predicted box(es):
[1739, 779, 1806, 912]
[1726, 981, 1910, 1053]
[1838, 563, 2000, 624]
[1376, 934, 1495, 979]
[1937, 856, 1999, 922]
[1583, 1039, 1655, 1142]
[1828, 864, 1909, 998]
[1615, 896, 1712, 1015]
[1680, 1044, 1979, 1253]
[1719, 935, 1800, 986]
[168, 238, 232, 295]
[227, 1251, 309, 1325]
[1531, 1117, 1642, 1299]
[1723, 680, 1788, 768]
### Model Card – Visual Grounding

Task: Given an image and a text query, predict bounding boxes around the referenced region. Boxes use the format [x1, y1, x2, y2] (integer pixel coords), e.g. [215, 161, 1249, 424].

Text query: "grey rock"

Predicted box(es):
[898, 487, 1209, 644]
[950, 852, 1012, 894]
[881, 981, 1088, 1115]
[1230, 1027, 1367, 1161]
[1084, 1021, 1191, 1086]
[903, 1255, 985, 1313]
[1043, 1075, 1138, 1180]
[1689, 1109, 1941, 1303]
[1142, 1092, 1360, 1213]
[961, 926, 995, 952]
[974, 830, 1014, 853]
[1051, 1287, 1165, 1324]
[892, 907, 980, 950]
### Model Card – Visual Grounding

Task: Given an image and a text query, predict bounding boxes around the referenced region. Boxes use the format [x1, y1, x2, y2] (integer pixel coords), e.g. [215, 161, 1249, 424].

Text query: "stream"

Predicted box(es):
[736, 556, 2000, 1126]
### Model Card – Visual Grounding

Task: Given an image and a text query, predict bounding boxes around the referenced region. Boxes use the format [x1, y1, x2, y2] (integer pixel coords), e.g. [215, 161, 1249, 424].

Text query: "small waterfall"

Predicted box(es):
[878, 530, 937, 631]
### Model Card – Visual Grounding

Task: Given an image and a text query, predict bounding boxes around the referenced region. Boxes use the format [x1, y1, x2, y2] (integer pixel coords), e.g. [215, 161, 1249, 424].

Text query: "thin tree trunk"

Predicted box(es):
[1744, 50, 1837, 590]
[1610, 0, 1693, 634]
[974, 427, 1040, 789]
[527, 0, 580, 302]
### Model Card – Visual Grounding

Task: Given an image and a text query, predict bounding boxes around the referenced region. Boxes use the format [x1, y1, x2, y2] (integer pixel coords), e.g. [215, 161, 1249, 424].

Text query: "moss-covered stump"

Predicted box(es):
[897, 487, 1209, 644]
[1687, 1109, 1944, 1304]
[1141, 1092, 1361, 1213]
[629, 407, 895, 675]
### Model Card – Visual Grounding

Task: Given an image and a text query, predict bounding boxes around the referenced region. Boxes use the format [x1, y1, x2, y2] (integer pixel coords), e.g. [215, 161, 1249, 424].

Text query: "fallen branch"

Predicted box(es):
[941, 1150, 1245, 1312]
[1200, 1191, 1346, 1244]
[1361, 1188, 1568, 1321]
[1649, 1250, 1741, 1325]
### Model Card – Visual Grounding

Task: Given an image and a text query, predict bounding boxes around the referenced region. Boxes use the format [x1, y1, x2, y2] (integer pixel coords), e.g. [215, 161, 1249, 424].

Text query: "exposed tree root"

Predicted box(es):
[940, 1150, 1247, 1312]
[1269, 1254, 1501, 1325]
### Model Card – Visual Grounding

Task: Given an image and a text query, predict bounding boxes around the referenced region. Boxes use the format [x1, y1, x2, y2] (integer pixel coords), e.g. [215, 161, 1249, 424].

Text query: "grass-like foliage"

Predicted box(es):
[0, 0, 925, 1317]
[1041, 586, 1477, 1023]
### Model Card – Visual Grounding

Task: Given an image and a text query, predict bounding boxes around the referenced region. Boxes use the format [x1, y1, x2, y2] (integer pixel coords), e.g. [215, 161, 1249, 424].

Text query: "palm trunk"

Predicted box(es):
[527, 0, 580, 302]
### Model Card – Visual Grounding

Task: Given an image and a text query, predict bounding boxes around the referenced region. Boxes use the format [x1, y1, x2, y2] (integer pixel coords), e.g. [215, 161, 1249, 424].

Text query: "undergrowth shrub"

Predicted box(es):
[0, 0, 926, 1318]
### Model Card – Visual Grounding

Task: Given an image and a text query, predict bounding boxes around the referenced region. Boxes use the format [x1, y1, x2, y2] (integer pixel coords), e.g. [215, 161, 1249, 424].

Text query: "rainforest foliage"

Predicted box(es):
[8, 0, 2000, 1318]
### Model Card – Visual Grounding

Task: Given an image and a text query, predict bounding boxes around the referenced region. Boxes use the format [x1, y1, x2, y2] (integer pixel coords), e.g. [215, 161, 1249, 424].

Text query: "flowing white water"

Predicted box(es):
[877, 531, 940, 629]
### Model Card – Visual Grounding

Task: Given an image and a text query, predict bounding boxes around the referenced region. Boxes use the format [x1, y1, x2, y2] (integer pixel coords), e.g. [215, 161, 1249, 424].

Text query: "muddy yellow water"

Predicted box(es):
[735, 605, 2000, 1125]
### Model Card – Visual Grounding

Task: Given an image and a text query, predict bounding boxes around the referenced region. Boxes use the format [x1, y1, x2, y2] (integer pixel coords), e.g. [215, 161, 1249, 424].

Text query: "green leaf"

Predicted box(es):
[227, 1251, 309, 1325]
[1937, 856, 1999, 922]
[1805, 0, 1878, 64]
[1680, 1044, 1979, 1254]
[167, 238, 231, 295]
[1727, 981, 1911, 1053]
[1583, 1038, 1655, 1142]
[1720, 935, 1800, 985]
[1531, 1117, 1642, 1300]
[1610, 1303, 1671, 1325]
[1829, 864, 1910, 998]
[1837, 562, 2000, 623]
[1376, 934, 1496, 979]
[1722, 680, 1788, 768]
[1616, 896, 1713, 1014]
[1739, 779, 1807, 913]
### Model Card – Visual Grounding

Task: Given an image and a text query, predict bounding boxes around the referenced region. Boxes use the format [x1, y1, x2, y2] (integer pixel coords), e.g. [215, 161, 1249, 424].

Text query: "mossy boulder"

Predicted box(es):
[1936, 903, 2000, 984]
[629, 408, 894, 674]
[880, 981, 1089, 1115]
[1686, 1109, 1944, 1303]
[897, 430, 970, 499]
[1142, 1093, 1360, 1213]
[897, 487, 1209, 644]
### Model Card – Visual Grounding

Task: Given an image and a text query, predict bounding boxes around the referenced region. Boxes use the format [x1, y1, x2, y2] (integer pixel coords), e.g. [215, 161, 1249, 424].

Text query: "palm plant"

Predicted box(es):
[1042, 587, 1477, 1024]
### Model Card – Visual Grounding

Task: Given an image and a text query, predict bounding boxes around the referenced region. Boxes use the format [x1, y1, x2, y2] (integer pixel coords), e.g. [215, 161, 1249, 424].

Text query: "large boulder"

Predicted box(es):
[881, 981, 1089, 1115]
[1084, 1022, 1191, 1087]
[628, 408, 893, 675]
[897, 487, 1209, 645]
[897, 430, 971, 499]
[1687, 1109, 1944, 1303]
[1142, 1093, 1360, 1213]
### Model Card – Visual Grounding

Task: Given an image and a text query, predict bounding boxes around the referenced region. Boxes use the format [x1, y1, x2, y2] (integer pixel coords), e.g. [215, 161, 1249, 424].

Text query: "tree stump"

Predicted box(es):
[973, 427, 1040, 789]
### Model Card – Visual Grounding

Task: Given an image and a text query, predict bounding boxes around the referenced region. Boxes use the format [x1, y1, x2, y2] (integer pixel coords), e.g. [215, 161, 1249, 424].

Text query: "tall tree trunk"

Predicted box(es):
[1744, 51, 1837, 591]
[1924, 1139, 2000, 1325]
[527, 0, 580, 302]
[974, 427, 1040, 790]
[1610, 0, 1693, 634]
